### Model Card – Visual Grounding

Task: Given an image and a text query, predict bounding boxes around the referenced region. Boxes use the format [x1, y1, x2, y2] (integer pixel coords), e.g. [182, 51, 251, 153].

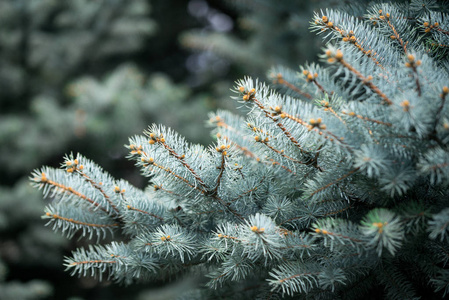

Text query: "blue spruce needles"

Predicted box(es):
[32, 1, 449, 298]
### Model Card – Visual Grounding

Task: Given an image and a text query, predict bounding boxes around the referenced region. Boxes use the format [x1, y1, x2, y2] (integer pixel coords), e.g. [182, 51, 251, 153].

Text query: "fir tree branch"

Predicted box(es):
[214, 196, 245, 221]
[229, 181, 262, 204]
[153, 184, 183, 197]
[268, 264, 320, 295]
[431, 42, 449, 48]
[247, 122, 277, 140]
[433, 86, 449, 133]
[78, 171, 120, 215]
[278, 110, 350, 155]
[221, 133, 295, 174]
[69, 260, 117, 266]
[378, 10, 409, 54]
[155, 135, 209, 191]
[268, 159, 296, 174]
[254, 136, 307, 165]
[142, 157, 205, 194]
[196, 209, 224, 215]
[126, 205, 165, 222]
[46, 212, 120, 228]
[301, 69, 329, 95]
[314, 227, 363, 244]
[310, 167, 360, 197]
[278, 272, 319, 284]
[314, 14, 385, 69]
[240, 89, 308, 154]
[272, 73, 313, 99]
[404, 54, 422, 96]
[37, 172, 111, 215]
[279, 244, 313, 250]
[326, 49, 393, 105]
[424, 21, 449, 35]
[435, 27, 449, 35]
[323, 204, 353, 217]
[224, 137, 258, 159]
[341, 110, 392, 127]
[210, 151, 227, 196]
[217, 233, 243, 242]
[320, 100, 346, 125]
[213, 116, 250, 140]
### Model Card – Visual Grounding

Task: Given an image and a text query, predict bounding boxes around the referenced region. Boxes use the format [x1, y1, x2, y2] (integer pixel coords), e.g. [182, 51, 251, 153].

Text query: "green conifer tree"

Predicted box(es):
[32, 1, 449, 299]
[0, 0, 155, 106]
[0, 2, 205, 299]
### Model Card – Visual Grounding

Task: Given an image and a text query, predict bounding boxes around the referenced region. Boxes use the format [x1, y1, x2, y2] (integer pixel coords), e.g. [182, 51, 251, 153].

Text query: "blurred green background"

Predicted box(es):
[0, 0, 332, 299]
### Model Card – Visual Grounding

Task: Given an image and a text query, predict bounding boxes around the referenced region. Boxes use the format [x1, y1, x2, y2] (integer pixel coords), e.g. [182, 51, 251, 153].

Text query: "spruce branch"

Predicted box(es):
[432, 86, 449, 134]
[302, 69, 329, 95]
[404, 53, 423, 96]
[62, 154, 118, 211]
[270, 72, 313, 100]
[144, 127, 209, 191]
[31, 1, 449, 297]
[309, 167, 360, 197]
[43, 204, 118, 241]
[312, 10, 385, 70]
[126, 205, 165, 222]
[31, 168, 112, 216]
[380, 9, 409, 54]
[324, 47, 393, 105]
[341, 110, 392, 127]
[312, 218, 364, 251]
[236, 85, 309, 155]
[360, 208, 404, 256]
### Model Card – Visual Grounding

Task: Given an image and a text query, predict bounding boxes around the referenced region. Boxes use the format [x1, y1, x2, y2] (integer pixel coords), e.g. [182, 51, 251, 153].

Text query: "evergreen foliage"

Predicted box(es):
[0, 0, 154, 106]
[0, 181, 59, 300]
[0, 2, 211, 299]
[32, 1, 449, 298]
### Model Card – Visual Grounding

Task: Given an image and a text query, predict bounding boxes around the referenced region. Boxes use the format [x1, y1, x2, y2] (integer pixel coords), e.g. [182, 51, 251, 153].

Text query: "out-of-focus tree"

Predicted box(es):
[0, 0, 155, 108]
[182, 0, 357, 85]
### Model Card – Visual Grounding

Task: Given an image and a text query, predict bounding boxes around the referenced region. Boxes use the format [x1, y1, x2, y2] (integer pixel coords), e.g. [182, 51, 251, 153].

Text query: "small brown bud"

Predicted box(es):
[400, 100, 410, 112]
[335, 50, 343, 60]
